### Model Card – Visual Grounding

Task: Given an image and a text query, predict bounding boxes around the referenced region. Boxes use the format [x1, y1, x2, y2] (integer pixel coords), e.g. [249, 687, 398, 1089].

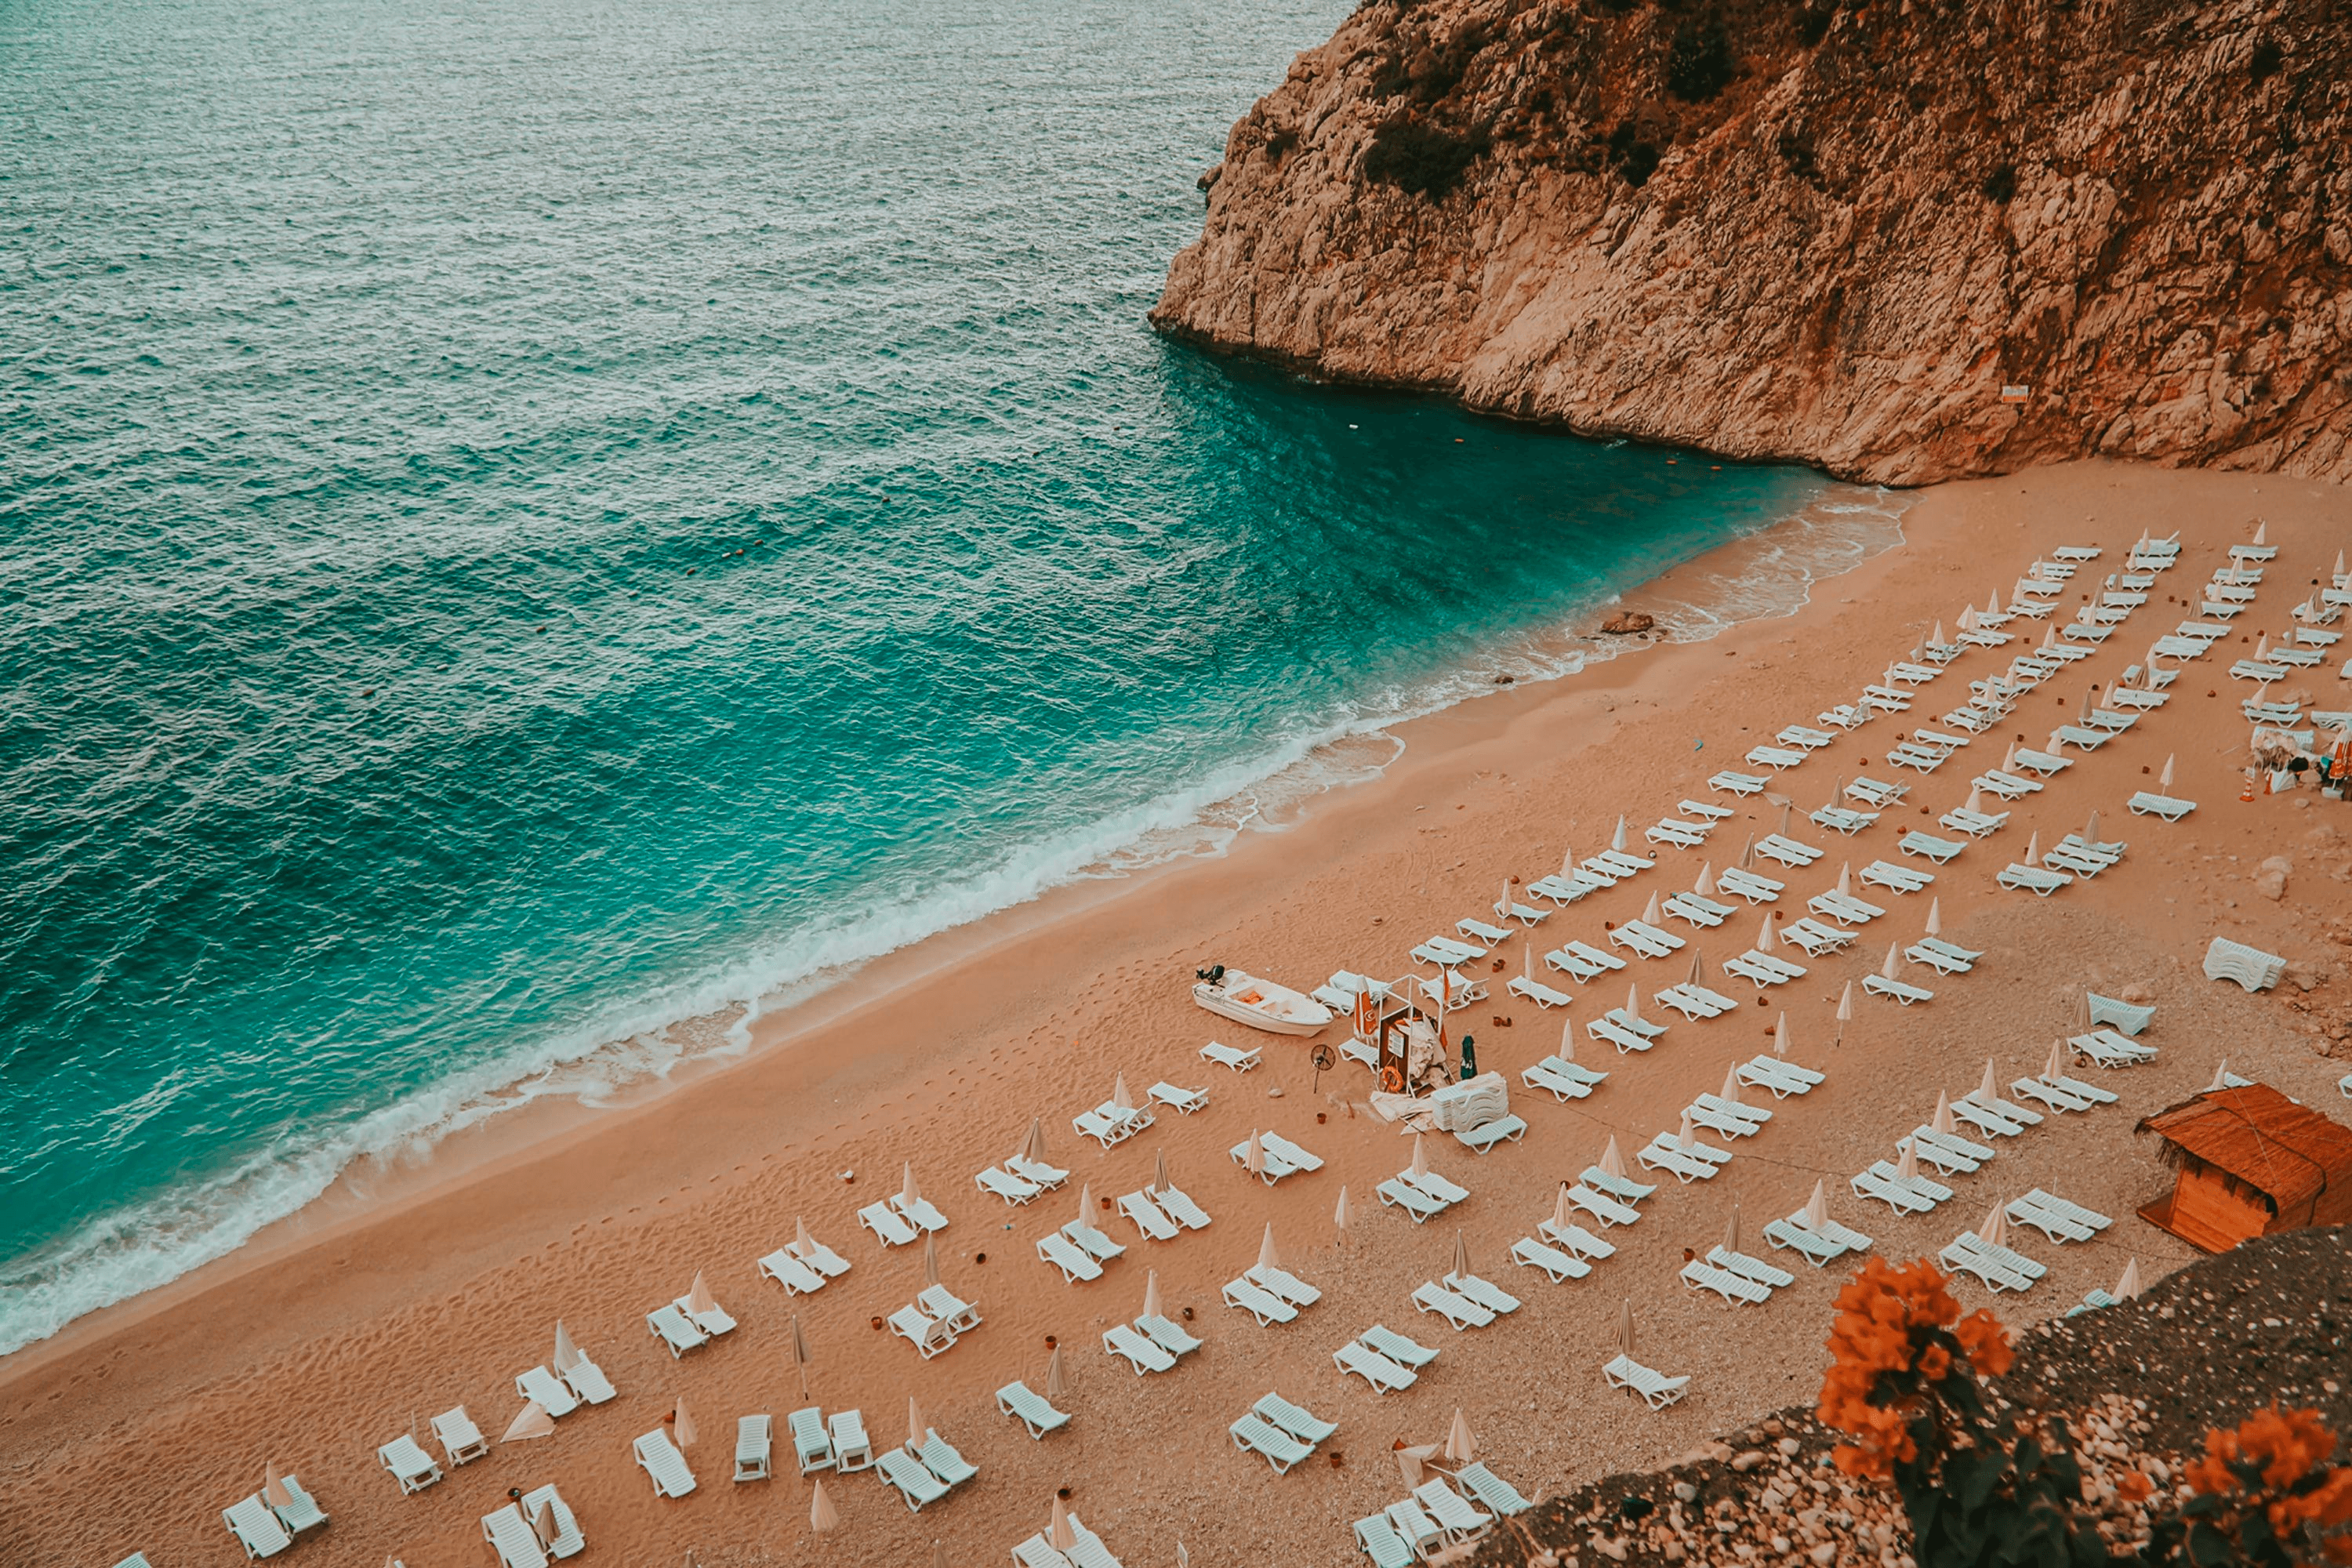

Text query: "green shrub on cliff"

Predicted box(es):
[1363, 115, 1490, 198]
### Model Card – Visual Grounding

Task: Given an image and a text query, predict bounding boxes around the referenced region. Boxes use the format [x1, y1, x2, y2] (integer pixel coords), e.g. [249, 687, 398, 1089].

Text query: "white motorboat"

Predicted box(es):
[1191, 967, 1331, 1036]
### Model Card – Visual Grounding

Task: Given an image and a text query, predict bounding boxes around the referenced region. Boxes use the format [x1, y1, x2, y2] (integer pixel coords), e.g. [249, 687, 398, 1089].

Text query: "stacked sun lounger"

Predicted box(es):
[2204, 937, 2285, 992]
[1230, 1392, 1338, 1473]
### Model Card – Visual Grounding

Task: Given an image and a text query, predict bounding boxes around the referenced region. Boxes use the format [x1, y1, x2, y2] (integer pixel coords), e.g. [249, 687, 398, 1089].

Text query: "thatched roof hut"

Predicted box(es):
[2136, 1084, 2352, 1253]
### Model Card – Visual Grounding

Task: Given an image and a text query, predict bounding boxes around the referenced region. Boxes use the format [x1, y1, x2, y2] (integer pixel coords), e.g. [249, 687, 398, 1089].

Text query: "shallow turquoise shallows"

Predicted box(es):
[0, 0, 1852, 1352]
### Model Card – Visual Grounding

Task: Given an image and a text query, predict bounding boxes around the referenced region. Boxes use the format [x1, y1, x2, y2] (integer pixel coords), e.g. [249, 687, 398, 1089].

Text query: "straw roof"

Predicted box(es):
[2138, 1086, 2352, 1217]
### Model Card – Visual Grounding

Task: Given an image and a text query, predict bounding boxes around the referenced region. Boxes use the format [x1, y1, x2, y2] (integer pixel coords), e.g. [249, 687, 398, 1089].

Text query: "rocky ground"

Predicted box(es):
[1152, 0, 2352, 485]
[1458, 1227, 2352, 1566]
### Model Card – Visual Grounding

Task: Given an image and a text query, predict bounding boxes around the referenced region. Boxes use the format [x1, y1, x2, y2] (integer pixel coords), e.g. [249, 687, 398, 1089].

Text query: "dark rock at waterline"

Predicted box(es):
[1599, 612, 1656, 636]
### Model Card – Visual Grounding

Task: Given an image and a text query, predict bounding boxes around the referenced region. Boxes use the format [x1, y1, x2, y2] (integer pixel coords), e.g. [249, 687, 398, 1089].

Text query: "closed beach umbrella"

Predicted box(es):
[797, 1214, 818, 1255]
[1686, 948, 1705, 987]
[1803, 1179, 1830, 1232]
[2208, 1058, 2234, 1093]
[2024, 831, 2040, 866]
[1642, 891, 1663, 925]
[1977, 1058, 1998, 1102]
[503, 1401, 555, 1442]
[1932, 1091, 1955, 1136]
[1738, 833, 1756, 869]
[686, 1270, 718, 1317]
[1022, 1117, 1051, 1167]
[1243, 1132, 1265, 1175]
[529, 1496, 557, 1549]
[1932, 621, 1947, 647]
[1773, 1011, 1791, 1058]
[1501, 879, 1513, 920]
[2045, 727, 2065, 753]
[2337, 549, 2346, 579]
[1397, 1442, 1439, 1487]
[1111, 1073, 1134, 1112]
[2160, 753, 2176, 789]
[1552, 1182, 1575, 1232]
[1757, 913, 1778, 953]
[2001, 740, 2020, 771]
[810, 1477, 840, 1535]
[553, 1320, 581, 1374]
[1450, 1229, 1470, 1281]
[1694, 862, 1715, 897]
[1523, 939, 1534, 983]
[922, 1235, 940, 1289]
[1334, 1185, 1350, 1233]
[1719, 1063, 1742, 1105]
[1925, 898, 1942, 937]
[1835, 862, 1853, 898]
[1986, 591, 2001, 617]
[1049, 1497, 1078, 1552]
[1152, 1149, 1170, 1193]
[789, 1312, 811, 1396]
[1258, 1222, 1282, 1273]
[671, 1396, 697, 1449]
[1880, 942, 1901, 981]
[1599, 1135, 1628, 1181]
[1560, 846, 1577, 878]
[1978, 1201, 2009, 1250]
[1142, 1269, 1163, 1321]
[900, 1162, 923, 1210]
[1777, 801, 1793, 839]
[1445, 1409, 1477, 1465]
[934, 1544, 950, 1568]
[2253, 518, 2267, 544]
[2114, 1258, 2144, 1301]
[1624, 983, 1644, 1024]
[1895, 1139, 1922, 1183]
[1613, 1299, 1635, 1358]
[1676, 1112, 1697, 1151]
[1409, 1134, 1430, 1179]
[1612, 815, 1629, 852]
[1074, 1183, 1094, 1229]
[263, 1462, 292, 1510]
[1722, 1201, 1742, 1254]
[1045, 1345, 1068, 1401]
[2042, 1038, 2065, 1083]
[1835, 980, 1854, 1040]
[2079, 688, 2095, 723]
[1963, 786, 1984, 816]
[1558, 1016, 1577, 1063]
[2083, 809, 2102, 844]
[907, 1396, 929, 1452]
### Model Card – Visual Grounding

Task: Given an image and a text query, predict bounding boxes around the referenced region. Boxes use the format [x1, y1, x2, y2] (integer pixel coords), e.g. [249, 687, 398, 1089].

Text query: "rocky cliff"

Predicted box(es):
[1152, 0, 2352, 485]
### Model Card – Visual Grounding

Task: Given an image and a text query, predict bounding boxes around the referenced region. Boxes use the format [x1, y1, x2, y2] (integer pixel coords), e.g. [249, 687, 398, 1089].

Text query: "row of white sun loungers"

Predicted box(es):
[481, 1484, 583, 1566]
[1220, 1263, 1324, 1326]
[1412, 1270, 1522, 1330]
[222, 1477, 329, 1560]
[1105, 1311, 1206, 1374]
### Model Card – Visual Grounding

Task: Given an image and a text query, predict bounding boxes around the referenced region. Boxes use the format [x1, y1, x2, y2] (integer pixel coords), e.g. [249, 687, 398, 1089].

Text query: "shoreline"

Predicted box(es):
[0, 474, 1903, 1369]
[6, 459, 2350, 1568]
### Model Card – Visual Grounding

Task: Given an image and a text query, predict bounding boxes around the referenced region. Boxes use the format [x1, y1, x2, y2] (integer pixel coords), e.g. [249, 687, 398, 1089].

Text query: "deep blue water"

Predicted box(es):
[0, 0, 1867, 1353]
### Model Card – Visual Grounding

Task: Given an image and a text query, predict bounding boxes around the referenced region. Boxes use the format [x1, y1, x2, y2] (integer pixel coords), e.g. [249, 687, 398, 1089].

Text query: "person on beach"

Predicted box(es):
[1460, 1033, 1477, 1081]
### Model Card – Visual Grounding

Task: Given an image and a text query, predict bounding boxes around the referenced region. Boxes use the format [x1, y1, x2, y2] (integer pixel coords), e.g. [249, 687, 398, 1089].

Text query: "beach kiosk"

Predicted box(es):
[2135, 1084, 2352, 1253]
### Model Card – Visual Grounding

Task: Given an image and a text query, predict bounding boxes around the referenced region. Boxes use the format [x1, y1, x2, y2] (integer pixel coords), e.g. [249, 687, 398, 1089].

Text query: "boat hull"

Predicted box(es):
[1192, 981, 1330, 1036]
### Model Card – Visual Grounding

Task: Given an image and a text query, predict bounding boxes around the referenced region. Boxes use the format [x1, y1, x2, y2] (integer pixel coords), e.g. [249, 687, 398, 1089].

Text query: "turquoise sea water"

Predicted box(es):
[0, 0, 1880, 1354]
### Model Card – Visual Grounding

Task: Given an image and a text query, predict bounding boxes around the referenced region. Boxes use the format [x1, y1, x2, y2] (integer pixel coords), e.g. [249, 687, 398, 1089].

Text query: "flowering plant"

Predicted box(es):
[1817, 1258, 2111, 1567]
[2146, 1405, 2352, 1566]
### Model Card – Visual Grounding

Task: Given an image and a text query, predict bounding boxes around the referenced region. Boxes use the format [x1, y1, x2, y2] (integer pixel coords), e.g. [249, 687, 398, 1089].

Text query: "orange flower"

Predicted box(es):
[1918, 1343, 1952, 1381]
[2115, 1472, 2154, 1504]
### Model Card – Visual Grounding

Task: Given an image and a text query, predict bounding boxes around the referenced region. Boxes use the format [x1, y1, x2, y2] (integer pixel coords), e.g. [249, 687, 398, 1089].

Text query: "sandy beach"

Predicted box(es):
[4, 458, 2347, 1568]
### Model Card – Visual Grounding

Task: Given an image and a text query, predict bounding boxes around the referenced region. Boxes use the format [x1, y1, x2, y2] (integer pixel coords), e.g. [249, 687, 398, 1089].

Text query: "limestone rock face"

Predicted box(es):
[1152, 0, 2352, 485]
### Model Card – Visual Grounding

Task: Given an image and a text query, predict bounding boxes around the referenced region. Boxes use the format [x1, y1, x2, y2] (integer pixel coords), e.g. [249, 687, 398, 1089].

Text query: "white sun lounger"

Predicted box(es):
[1522, 1054, 1607, 1098]
[1850, 1168, 1936, 1215]
[1906, 939, 1976, 976]
[1682, 1258, 1772, 1305]
[1062, 1221, 1124, 1266]
[975, 1167, 1043, 1207]
[1200, 1040, 1261, 1071]
[1511, 1236, 1592, 1282]
[1810, 889, 1884, 925]
[1608, 919, 1683, 958]
[1653, 982, 1736, 1019]
[859, 1201, 920, 1247]
[2009, 1076, 2095, 1113]
[1586, 1012, 1654, 1053]
[514, 1364, 579, 1418]
[1453, 1462, 1534, 1518]
[1335, 1339, 1421, 1392]
[432, 1405, 491, 1465]
[1900, 1127, 1993, 1174]
[891, 1303, 962, 1356]
[1860, 686, 1912, 712]
[1135, 1314, 1203, 1360]
[1457, 1115, 1527, 1152]
[1149, 1181, 1210, 1231]
[523, 1491, 586, 1564]
[2205, 936, 2285, 992]
[481, 1504, 549, 1568]
[1973, 769, 2040, 800]
[1539, 1218, 1617, 1261]
[2128, 791, 2195, 821]
[725, 1414, 772, 1483]
[1355, 1324, 1436, 1370]
[379, 1432, 442, 1494]
[1548, 939, 1625, 980]
[1603, 1353, 1689, 1409]
[1711, 769, 1772, 795]
[1443, 1270, 1521, 1316]
[1116, 1190, 1179, 1240]
[1663, 891, 1735, 927]
[1638, 1138, 1725, 1183]
[1845, 775, 1907, 808]
[788, 1407, 834, 1472]
[635, 1429, 698, 1497]
[1037, 1232, 1104, 1283]
[1230, 1412, 1315, 1473]
[874, 1447, 951, 1512]
[1223, 1276, 1299, 1326]
[1998, 863, 2071, 895]
[1565, 1182, 1640, 1228]
[1415, 1477, 1495, 1540]
[1820, 702, 1871, 728]
[1737, 1056, 1823, 1097]
[1527, 871, 1604, 905]
[647, 1303, 710, 1359]
[221, 1496, 292, 1562]
[1780, 916, 1857, 956]
[1898, 829, 1965, 863]
[2039, 844, 2108, 877]
[2070, 1030, 2157, 1068]
[672, 1289, 736, 1338]
[2004, 1192, 2104, 1244]
[996, 1381, 1071, 1439]
[1412, 1281, 1495, 1330]
[1812, 804, 1878, 835]
[1229, 1138, 1306, 1184]
[1940, 1233, 2041, 1294]
[1357, 1514, 1417, 1568]
[1724, 949, 1806, 987]
[1104, 1323, 1178, 1375]
[1646, 819, 1708, 848]
[1747, 745, 1809, 770]
[1377, 1178, 1450, 1223]
[1457, 916, 1515, 947]
[2084, 992, 2154, 1036]
[1716, 866, 1784, 902]
[1755, 833, 1824, 867]
[1947, 1098, 2026, 1138]
[826, 1410, 874, 1472]
[1684, 1100, 1762, 1140]
[1940, 806, 2008, 837]
[1860, 859, 1933, 894]
[1508, 972, 1574, 1008]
